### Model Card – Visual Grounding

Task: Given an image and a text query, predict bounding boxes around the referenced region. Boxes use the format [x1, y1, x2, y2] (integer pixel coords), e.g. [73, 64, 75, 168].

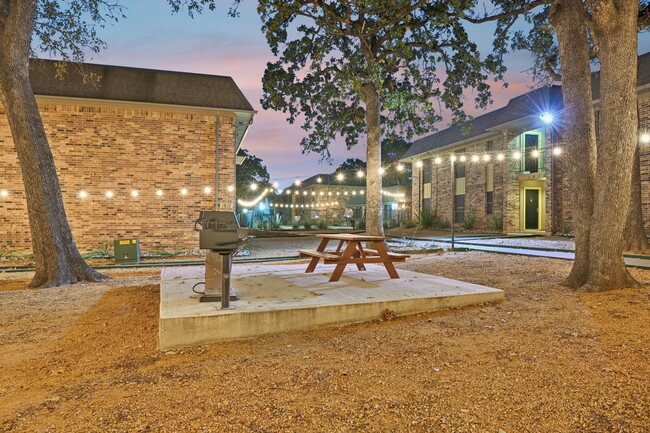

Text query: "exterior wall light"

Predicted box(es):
[540, 112, 554, 124]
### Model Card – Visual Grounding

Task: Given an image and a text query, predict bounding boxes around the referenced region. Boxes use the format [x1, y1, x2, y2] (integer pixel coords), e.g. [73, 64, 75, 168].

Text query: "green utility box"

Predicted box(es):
[114, 238, 140, 264]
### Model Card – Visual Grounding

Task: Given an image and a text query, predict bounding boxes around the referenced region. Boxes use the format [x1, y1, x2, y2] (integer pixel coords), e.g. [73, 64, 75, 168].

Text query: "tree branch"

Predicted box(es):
[463, 0, 547, 24]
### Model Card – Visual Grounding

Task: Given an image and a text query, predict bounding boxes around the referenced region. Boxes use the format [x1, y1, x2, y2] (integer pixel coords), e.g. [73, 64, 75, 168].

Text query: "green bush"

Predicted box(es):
[461, 213, 476, 230]
[403, 219, 417, 229]
[417, 209, 449, 229]
[301, 217, 314, 230]
[355, 218, 366, 230]
[487, 214, 504, 231]
[318, 219, 328, 230]
[291, 220, 300, 229]
[559, 220, 571, 235]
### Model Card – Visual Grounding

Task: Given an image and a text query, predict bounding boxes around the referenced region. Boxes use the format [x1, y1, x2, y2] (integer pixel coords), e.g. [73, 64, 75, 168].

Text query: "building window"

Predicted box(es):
[486, 163, 494, 215]
[524, 134, 539, 173]
[422, 158, 432, 184]
[486, 191, 493, 215]
[455, 195, 465, 222]
[487, 140, 494, 152]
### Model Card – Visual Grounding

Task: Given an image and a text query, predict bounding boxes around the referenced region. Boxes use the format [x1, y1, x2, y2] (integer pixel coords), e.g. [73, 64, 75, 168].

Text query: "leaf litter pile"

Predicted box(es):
[0, 251, 648, 432]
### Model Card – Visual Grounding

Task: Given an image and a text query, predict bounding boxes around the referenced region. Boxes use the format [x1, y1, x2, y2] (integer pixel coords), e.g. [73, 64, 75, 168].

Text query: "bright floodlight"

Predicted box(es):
[640, 132, 650, 144]
[540, 112, 554, 124]
[553, 147, 562, 156]
[250, 183, 258, 191]
[316, 177, 322, 183]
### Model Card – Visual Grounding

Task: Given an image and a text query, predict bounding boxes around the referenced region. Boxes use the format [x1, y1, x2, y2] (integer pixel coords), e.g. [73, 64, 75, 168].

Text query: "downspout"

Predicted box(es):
[215, 111, 221, 211]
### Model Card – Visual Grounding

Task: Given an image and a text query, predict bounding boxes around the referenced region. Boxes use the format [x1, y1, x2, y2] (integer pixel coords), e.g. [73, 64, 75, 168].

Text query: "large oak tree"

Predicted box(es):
[482, 0, 649, 291]
[257, 0, 502, 236]
[0, 0, 124, 287]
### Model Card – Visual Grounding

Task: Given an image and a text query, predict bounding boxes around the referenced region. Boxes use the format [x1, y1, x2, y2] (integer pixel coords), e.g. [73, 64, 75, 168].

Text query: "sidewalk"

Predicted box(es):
[396, 235, 650, 270]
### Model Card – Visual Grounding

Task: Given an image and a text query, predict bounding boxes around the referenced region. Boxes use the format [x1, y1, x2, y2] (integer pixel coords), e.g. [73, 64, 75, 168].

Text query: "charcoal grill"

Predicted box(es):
[194, 211, 246, 306]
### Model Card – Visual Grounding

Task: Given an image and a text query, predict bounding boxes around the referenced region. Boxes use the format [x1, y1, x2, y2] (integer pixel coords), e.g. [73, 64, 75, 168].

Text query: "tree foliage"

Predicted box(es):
[259, 0, 502, 158]
[236, 148, 271, 199]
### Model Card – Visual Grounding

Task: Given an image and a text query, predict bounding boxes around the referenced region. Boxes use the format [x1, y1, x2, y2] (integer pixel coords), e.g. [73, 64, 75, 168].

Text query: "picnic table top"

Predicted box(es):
[316, 233, 389, 242]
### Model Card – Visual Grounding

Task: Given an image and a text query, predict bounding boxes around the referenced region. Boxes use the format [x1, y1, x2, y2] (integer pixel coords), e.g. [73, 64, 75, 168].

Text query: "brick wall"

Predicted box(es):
[0, 100, 238, 252]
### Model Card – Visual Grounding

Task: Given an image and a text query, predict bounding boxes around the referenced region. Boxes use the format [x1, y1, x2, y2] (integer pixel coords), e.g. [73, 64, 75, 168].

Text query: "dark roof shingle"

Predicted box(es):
[29, 59, 255, 112]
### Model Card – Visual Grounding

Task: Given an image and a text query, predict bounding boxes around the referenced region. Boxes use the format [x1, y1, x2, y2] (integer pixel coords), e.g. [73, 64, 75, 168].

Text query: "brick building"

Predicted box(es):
[0, 59, 255, 252]
[401, 53, 650, 234]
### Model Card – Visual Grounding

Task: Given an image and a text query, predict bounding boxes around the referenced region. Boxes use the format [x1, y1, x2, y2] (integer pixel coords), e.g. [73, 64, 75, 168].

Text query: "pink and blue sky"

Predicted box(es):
[88, 0, 650, 187]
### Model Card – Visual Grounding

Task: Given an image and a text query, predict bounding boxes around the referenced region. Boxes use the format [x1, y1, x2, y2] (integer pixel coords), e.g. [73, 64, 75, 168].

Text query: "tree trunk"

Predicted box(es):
[624, 144, 650, 252]
[583, 0, 639, 291]
[363, 82, 384, 237]
[550, 0, 596, 288]
[0, 1, 107, 288]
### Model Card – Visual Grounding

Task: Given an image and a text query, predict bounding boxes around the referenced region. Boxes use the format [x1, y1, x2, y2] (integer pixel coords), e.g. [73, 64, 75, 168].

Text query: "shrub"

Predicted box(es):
[416, 209, 436, 229]
[355, 218, 366, 230]
[301, 217, 314, 230]
[461, 213, 476, 230]
[559, 220, 571, 235]
[291, 220, 300, 229]
[318, 219, 328, 230]
[403, 219, 417, 229]
[487, 214, 504, 231]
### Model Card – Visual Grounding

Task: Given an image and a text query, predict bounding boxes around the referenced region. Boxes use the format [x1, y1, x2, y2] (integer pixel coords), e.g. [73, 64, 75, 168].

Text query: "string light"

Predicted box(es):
[105, 191, 114, 198]
[483, 154, 491, 162]
[0, 190, 7, 197]
[180, 188, 188, 196]
[294, 179, 301, 186]
[336, 173, 345, 181]
[156, 189, 164, 197]
[78, 190, 88, 199]
[203, 186, 212, 194]
[553, 147, 562, 156]
[227, 185, 234, 193]
[460, 155, 466, 162]
[250, 183, 258, 191]
[415, 161, 423, 168]
[131, 190, 139, 198]
[471, 155, 479, 162]
[357, 170, 364, 178]
[378, 167, 385, 175]
[286, 189, 291, 194]
[512, 151, 521, 160]
[450, 155, 457, 162]
[531, 149, 540, 158]
[317, 177, 322, 183]
[396, 164, 404, 171]
[497, 154, 505, 161]
[435, 157, 442, 164]
[237, 189, 268, 207]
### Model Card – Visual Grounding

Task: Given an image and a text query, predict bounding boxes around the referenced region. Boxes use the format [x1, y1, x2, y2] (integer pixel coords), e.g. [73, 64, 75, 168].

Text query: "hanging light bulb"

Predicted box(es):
[336, 173, 345, 181]
[434, 157, 442, 165]
[357, 170, 364, 178]
[553, 147, 562, 156]
[450, 155, 457, 162]
[471, 155, 479, 162]
[415, 161, 423, 168]
[512, 151, 521, 160]
[227, 185, 234, 193]
[203, 186, 212, 194]
[531, 149, 540, 158]
[78, 190, 88, 199]
[105, 191, 114, 199]
[180, 188, 188, 195]
[131, 190, 139, 198]
[497, 153, 505, 161]
[482, 154, 491, 162]
[396, 163, 404, 171]
[459, 155, 466, 162]
[378, 167, 385, 175]
[0, 190, 8, 198]
[156, 189, 164, 197]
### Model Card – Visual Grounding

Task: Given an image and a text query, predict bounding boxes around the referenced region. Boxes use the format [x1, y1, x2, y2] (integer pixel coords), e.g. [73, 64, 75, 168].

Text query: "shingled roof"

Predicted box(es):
[29, 59, 255, 112]
[402, 52, 650, 160]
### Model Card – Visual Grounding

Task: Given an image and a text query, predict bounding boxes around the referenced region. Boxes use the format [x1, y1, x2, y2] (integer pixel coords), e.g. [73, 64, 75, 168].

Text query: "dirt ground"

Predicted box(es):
[1, 251, 648, 432]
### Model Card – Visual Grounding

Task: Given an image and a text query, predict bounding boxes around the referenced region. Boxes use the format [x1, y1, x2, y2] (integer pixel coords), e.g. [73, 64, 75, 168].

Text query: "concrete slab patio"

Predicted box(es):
[159, 264, 504, 350]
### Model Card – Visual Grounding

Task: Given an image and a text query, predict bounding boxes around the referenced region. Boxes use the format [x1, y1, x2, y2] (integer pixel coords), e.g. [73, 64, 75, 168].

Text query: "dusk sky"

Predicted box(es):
[86, 0, 650, 187]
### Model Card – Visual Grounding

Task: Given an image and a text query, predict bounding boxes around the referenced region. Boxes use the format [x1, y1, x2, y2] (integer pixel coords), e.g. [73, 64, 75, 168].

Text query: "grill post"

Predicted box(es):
[220, 252, 231, 309]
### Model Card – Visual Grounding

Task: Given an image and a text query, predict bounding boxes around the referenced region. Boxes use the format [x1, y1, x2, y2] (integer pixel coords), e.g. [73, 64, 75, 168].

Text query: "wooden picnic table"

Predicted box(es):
[298, 233, 409, 282]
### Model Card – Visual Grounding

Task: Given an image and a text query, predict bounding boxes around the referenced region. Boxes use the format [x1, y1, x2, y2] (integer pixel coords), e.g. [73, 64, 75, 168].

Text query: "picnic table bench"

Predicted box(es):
[298, 233, 410, 282]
